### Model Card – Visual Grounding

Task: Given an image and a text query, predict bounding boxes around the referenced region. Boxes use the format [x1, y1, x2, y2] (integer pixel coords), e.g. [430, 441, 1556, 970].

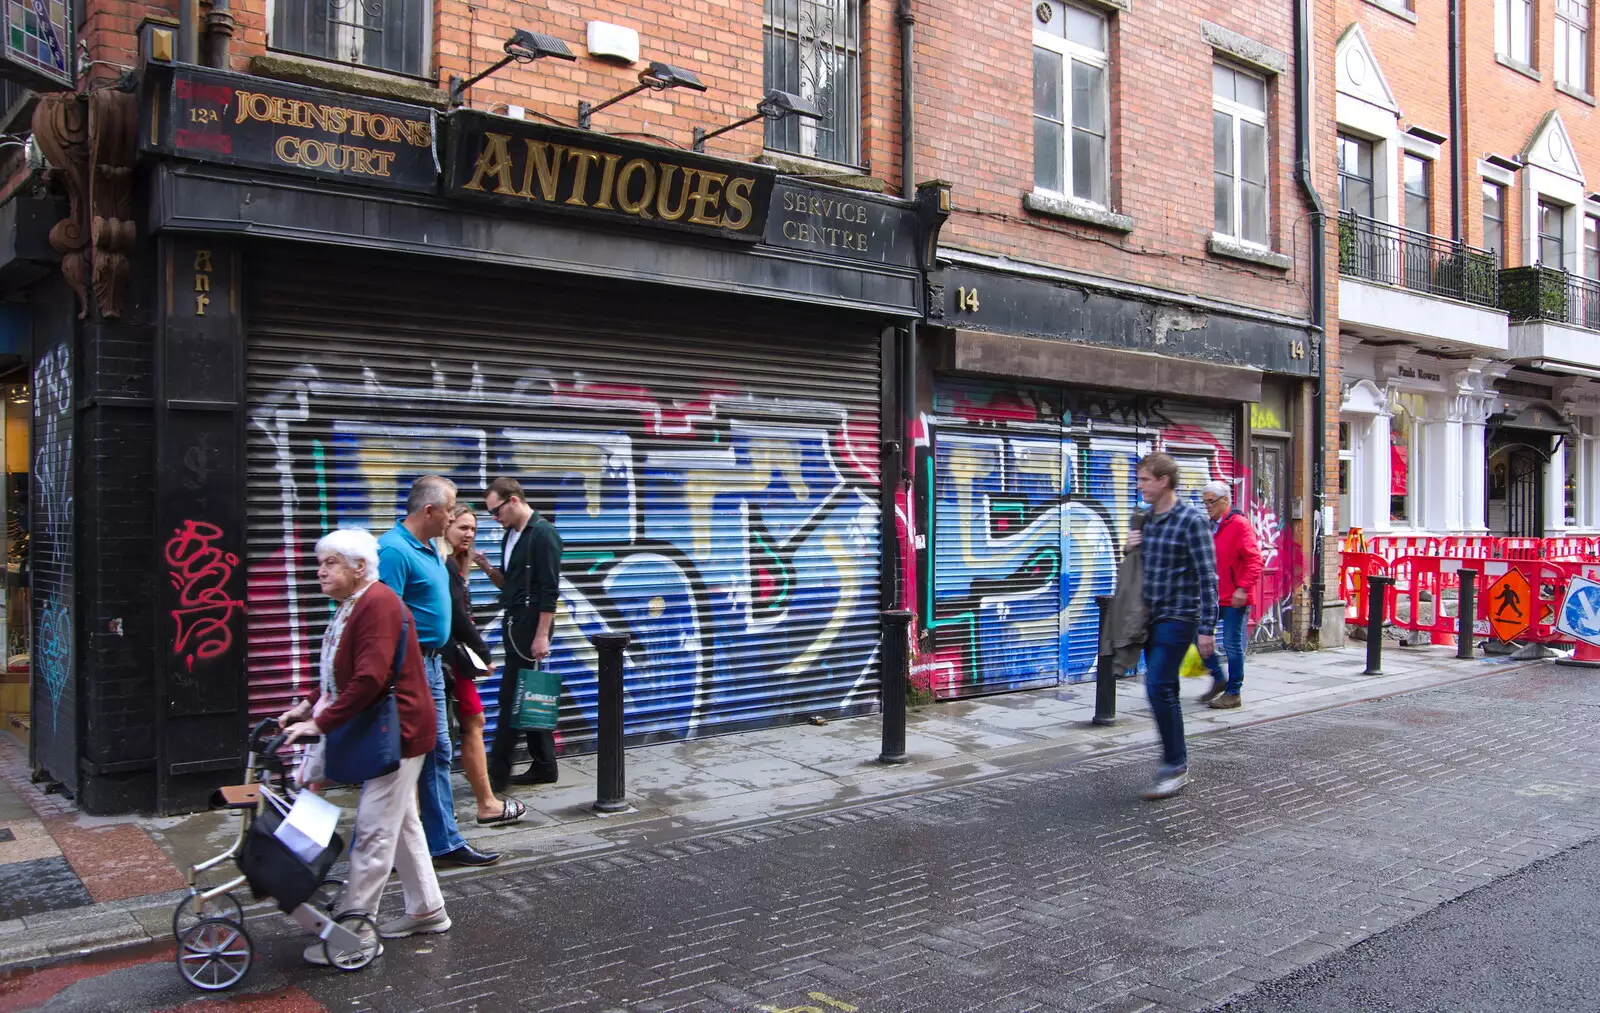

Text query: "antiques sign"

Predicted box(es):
[145, 67, 438, 193]
[447, 111, 777, 241]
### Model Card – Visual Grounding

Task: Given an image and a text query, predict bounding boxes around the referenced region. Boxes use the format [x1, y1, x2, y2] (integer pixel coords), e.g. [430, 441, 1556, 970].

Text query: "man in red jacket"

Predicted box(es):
[1200, 480, 1263, 709]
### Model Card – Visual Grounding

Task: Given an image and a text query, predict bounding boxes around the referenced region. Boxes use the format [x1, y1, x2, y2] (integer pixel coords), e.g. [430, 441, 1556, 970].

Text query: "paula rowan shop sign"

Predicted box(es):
[145, 66, 438, 193]
[447, 112, 777, 241]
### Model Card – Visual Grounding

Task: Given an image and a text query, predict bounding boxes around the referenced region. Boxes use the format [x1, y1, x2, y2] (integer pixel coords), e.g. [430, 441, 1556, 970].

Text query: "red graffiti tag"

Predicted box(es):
[165, 520, 245, 672]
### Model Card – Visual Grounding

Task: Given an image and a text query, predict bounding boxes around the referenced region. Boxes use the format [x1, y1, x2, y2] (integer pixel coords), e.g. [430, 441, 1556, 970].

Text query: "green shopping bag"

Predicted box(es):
[511, 665, 562, 731]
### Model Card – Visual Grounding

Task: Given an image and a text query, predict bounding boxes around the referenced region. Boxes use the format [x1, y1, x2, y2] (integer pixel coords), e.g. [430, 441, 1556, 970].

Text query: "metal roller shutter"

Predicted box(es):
[245, 247, 883, 752]
[930, 377, 1238, 699]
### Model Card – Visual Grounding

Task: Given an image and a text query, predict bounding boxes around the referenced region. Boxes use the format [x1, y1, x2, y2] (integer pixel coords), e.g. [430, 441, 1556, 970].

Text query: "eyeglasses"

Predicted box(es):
[1202, 498, 1221, 506]
[486, 501, 505, 518]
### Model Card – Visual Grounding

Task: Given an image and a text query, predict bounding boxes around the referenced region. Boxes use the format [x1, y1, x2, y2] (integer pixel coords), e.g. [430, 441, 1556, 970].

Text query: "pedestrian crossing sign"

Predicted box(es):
[1486, 570, 1531, 643]
[1556, 573, 1600, 648]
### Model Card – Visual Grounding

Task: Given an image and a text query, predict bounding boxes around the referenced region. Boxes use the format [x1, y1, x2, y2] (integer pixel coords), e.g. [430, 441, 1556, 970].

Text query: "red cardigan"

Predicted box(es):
[1213, 510, 1265, 609]
[308, 582, 436, 759]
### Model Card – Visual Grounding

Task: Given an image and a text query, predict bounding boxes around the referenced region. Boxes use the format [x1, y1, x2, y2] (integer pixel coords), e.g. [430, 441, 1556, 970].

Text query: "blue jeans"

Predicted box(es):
[418, 653, 466, 857]
[1203, 606, 1248, 695]
[1144, 619, 1196, 773]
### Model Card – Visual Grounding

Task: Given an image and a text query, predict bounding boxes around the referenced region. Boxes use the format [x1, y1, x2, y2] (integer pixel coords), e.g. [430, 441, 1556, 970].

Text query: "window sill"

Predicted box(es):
[1208, 235, 1293, 270]
[1495, 54, 1542, 82]
[1023, 191, 1134, 233]
[1359, 0, 1417, 23]
[756, 150, 885, 193]
[1557, 81, 1597, 106]
[250, 52, 448, 107]
[1077, 0, 1130, 11]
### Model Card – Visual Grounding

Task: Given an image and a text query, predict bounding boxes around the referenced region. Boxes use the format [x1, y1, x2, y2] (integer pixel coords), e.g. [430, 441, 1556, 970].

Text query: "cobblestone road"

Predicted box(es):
[146, 665, 1600, 1011]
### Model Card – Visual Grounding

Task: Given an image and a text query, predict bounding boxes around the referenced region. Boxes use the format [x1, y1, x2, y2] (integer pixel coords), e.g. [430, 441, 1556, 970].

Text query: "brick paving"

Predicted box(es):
[237, 662, 1600, 1013]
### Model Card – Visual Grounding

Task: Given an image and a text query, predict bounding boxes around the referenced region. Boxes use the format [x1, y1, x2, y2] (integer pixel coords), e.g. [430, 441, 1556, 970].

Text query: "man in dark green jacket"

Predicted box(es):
[477, 476, 564, 793]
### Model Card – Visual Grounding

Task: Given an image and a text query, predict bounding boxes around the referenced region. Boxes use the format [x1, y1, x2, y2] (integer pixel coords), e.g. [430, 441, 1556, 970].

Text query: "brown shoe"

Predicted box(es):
[1198, 682, 1226, 704]
[1209, 692, 1241, 710]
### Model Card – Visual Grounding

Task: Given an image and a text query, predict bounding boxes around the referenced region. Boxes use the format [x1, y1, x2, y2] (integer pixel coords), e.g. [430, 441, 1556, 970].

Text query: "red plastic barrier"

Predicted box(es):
[1356, 553, 1583, 646]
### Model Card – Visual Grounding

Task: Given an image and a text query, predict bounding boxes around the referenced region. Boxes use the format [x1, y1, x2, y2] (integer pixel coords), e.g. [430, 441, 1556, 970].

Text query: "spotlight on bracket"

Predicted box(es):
[692, 88, 822, 152]
[449, 29, 576, 108]
[578, 61, 707, 130]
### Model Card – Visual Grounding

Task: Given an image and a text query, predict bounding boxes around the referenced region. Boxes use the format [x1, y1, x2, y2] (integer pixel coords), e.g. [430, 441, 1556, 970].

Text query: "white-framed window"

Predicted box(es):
[1581, 417, 1600, 528]
[1483, 180, 1507, 264]
[1557, 0, 1591, 90]
[1213, 62, 1269, 246]
[1338, 420, 1353, 533]
[1033, 0, 1110, 206]
[1497, 0, 1534, 64]
[1539, 198, 1568, 266]
[1390, 390, 1426, 527]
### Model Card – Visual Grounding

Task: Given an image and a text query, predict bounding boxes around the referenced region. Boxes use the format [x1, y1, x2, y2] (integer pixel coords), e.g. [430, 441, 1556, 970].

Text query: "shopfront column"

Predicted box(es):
[1546, 439, 1570, 534]
[1422, 397, 1464, 533]
[1461, 395, 1492, 533]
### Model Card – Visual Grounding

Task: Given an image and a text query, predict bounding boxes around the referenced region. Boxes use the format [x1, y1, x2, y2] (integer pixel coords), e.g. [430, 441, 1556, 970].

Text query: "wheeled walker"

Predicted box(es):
[172, 718, 381, 990]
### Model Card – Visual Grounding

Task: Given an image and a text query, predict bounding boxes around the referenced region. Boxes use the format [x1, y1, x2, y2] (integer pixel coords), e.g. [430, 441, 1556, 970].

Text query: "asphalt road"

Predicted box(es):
[12, 661, 1600, 1013]
[1218, 835, 1600, 1013]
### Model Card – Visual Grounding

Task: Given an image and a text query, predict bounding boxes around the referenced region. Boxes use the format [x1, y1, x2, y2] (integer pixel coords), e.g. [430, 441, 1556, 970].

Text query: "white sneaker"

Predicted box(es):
[1141, 771, 1190, 800]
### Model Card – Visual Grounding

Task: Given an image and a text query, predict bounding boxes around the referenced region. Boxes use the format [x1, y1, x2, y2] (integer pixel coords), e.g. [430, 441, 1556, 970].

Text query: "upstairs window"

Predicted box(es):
[1032, 1, 1110, 206]
[1213, 62, 1269, 246]
[269, 0, 429, 77]
[1496, 0, 1534, 65]
[1483, 181, 1506, 265]
[764, 0, 861, 166]
[1539, 199, 1567, 267]
[1338, 134, 1375, 218]
[1557, 0, 1590, 90]
[1403, 155, 1430, 234]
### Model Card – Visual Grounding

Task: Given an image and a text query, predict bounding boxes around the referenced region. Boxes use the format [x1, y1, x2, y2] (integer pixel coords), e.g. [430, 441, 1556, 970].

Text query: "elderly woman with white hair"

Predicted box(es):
[277, 527, 451, 965]
[1198, 479, 1263, 710]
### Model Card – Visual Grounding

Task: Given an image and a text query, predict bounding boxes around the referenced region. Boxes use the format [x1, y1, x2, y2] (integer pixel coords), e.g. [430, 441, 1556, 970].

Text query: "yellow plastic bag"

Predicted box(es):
[1179, 644, 1208, 679]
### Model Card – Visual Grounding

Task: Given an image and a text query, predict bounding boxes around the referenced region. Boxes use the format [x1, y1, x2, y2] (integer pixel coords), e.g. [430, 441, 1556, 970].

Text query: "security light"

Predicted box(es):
[579, 61, 708, 130]
[692, 89, 822, 152]
[449, 29, 577, 108]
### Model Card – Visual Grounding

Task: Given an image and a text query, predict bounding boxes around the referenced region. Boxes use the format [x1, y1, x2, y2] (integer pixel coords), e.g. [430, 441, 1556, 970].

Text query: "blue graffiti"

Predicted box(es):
[32, 344, 72, 726]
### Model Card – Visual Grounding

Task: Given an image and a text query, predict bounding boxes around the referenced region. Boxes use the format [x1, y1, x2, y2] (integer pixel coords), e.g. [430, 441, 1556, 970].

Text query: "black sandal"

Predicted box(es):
[477, 797, 527, 825]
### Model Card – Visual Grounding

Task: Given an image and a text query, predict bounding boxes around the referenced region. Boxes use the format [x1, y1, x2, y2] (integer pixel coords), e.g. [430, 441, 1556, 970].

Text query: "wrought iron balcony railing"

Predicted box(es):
[1337, 210, 1500, 309]
[1499, 265, 1600, 330]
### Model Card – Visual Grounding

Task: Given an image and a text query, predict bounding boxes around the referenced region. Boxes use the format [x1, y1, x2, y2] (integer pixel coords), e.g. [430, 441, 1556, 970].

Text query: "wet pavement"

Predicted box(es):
[5, 657, 1597, 1012]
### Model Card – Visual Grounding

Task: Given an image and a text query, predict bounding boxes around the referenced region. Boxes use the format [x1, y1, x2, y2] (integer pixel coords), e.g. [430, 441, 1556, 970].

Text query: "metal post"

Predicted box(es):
[1457, 568, 1478, 660]
[590, 632, 632, 813]
[878, 610, 914, 764]
[1092, 595, 1117, 726]
[1363, 575, 1393, 676]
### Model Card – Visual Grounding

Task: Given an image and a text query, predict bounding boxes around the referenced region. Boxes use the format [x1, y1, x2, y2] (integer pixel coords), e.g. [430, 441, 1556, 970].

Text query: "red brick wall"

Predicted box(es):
[912, 0, 1319, 322]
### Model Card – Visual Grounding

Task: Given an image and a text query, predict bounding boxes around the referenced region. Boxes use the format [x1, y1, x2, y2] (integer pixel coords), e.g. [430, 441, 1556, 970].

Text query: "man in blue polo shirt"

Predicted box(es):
[378, 475, 499, 886]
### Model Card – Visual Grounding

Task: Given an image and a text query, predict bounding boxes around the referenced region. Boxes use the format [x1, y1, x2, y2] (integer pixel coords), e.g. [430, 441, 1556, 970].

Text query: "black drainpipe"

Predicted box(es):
[898, 0, 918, 612]
[1295, 0, 1328, 638]
[898, 0, 915, 199]
[1449, 0, 1463, 240]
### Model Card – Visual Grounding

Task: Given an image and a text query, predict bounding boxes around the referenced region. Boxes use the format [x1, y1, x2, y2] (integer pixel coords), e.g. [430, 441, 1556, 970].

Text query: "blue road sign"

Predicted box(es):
[1556, 575, 1600, 647]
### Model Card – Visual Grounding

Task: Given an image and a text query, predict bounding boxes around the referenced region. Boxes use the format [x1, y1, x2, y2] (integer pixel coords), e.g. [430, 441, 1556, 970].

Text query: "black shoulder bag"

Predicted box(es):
[323, 613, 408, 784]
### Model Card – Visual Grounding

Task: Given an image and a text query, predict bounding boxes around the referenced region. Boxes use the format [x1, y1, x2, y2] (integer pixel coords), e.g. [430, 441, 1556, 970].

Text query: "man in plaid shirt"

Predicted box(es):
[1125, 452, 1218, 799]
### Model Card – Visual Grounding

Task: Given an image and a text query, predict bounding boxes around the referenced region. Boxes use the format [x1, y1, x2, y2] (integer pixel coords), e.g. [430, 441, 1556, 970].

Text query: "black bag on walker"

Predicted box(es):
[237, 802, 346, 913]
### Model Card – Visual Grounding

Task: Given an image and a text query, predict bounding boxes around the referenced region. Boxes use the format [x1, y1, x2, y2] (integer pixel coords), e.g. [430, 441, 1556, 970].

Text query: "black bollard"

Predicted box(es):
[878, 610, 914, 764]
[1363, 575, 1393, 676]
[1092, 595, 1117, 726]
[1457, 569, 1478, 660]
[590, 631, 632, 813]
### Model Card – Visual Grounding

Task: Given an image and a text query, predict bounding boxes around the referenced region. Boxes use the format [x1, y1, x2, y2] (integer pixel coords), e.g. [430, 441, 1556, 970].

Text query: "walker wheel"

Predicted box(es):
[176, 917, 254, 991]
[311, 877, 346, 913]
[171, 891, 244, 938]
[323, 912, 380, 972]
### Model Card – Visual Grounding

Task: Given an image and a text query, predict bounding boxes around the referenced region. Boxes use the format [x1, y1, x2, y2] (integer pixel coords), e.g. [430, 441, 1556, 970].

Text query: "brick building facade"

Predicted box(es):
[1334, 0, 1600, 551]
[0, 0, 1333, 813]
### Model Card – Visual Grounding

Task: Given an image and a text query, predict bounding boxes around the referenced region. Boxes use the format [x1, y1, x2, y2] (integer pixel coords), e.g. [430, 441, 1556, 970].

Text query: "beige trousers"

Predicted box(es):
[338, 753, 445, 918]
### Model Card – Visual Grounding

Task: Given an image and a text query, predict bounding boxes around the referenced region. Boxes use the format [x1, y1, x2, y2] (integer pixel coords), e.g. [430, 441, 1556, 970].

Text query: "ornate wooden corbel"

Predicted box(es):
[88, 89, 138, 319]
[30, 92, 90, 315]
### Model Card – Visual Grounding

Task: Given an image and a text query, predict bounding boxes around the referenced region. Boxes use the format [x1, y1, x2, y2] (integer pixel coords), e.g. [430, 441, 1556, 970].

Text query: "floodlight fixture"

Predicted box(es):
[578, 61, 707, 130]
[449, 29, 576, 108]
[692, 89, 822, 152]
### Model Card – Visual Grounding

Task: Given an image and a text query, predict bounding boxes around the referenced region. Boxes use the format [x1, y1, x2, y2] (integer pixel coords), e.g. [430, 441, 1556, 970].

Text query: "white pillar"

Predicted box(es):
[1419, 402, 1463, 533]
[1461, 401, 1490, 534]
[1546, 440, 1569, 534]
[1366, 410, 1394, 533]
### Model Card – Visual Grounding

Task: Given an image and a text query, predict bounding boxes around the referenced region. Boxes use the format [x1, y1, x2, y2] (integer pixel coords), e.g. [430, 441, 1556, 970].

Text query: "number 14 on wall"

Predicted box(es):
[956, 286, 980, 312]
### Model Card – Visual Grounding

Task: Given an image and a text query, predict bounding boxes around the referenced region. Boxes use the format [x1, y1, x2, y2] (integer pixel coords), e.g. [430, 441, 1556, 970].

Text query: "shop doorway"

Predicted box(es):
[0, 376, 27, 748]
[1487, 440, 1549, 538]
[1249, 436, 1292, 645]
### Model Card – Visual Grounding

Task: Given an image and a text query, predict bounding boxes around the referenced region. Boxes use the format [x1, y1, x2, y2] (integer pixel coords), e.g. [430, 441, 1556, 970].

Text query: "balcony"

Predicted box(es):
[1504, 266, 1600, 371]
[1337, 211, 1500, 308]
[1336, 211, 1509, 355]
